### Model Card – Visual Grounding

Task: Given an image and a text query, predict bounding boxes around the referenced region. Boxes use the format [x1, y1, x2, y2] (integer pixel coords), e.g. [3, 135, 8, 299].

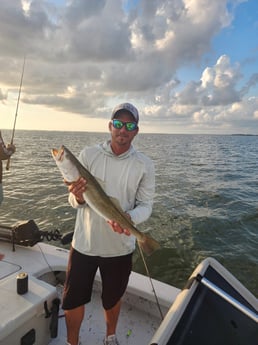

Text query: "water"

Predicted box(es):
[0, 130, 258, 297]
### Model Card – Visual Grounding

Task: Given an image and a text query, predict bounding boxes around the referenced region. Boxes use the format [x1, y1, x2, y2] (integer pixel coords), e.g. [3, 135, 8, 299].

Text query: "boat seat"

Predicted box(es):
[0, 273, 57, 343]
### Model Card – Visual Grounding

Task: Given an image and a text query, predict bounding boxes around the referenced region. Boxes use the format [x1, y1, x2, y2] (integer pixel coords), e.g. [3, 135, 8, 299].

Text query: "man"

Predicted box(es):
[0, 131, 16, 205]
[62, 103, 155, 345]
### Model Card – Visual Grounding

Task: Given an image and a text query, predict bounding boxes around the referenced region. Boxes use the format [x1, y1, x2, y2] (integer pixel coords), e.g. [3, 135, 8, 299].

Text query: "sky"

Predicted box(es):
[0, 0, 258, 134]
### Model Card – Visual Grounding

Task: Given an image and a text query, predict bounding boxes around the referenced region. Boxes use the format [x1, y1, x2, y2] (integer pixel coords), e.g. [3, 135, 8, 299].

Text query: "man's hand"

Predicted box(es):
[7, 144, 16, 154]
[67, 177, 87, 204]
[107, 213, 131, 236]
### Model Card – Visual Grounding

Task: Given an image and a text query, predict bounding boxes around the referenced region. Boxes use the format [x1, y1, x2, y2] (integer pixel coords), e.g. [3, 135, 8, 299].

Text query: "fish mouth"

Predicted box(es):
[51, 148, 59, 157]
[51, 146, 65, 161]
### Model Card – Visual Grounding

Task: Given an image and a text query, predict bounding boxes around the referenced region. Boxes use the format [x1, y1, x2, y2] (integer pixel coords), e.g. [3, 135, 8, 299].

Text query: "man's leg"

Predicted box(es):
[65, 305, 85, 345]
[103, 299, 122, 336]
[101, 254, 132, 339]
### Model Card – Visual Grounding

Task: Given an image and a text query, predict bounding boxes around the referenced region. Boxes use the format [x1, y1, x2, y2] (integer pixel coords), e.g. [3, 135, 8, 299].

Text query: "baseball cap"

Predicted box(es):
[111, 103, 139, 123]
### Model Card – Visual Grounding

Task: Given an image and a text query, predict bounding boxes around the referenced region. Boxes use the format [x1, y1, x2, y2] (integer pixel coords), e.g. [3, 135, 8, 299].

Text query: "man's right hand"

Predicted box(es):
[68, 177, 87, 204]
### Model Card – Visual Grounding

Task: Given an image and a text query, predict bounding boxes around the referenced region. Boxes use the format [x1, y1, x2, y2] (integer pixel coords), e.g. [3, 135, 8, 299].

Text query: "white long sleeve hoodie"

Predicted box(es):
[69, 140, 155, 257]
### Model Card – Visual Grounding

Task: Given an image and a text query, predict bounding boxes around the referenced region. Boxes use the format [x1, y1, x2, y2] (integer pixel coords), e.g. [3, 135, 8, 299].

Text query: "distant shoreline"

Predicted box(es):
[1, 129, 258, 136]
[231, 134, 258, 136]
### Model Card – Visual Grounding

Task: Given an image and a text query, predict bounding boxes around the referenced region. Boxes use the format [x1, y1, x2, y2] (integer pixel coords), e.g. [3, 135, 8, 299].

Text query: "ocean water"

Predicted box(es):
[0, 130, 258, 297]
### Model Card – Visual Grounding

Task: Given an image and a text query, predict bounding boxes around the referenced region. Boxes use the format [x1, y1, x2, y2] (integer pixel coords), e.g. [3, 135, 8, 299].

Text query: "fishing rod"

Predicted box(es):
[137, 243, 164, 320]
[6, 56, 26, 171]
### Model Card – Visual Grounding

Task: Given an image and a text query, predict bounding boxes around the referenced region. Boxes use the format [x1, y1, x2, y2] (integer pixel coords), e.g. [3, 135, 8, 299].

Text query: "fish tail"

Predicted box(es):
[137, 234, 160, 256]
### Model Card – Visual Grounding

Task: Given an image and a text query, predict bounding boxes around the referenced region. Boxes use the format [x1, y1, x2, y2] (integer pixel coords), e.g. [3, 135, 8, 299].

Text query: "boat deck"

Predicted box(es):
[0, 241, 180, 345]
[50, 282, 164, 345]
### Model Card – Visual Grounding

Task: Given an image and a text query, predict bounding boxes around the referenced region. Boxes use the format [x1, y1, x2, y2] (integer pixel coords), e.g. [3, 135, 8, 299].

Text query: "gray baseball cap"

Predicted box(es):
[111, 103, 139, 123]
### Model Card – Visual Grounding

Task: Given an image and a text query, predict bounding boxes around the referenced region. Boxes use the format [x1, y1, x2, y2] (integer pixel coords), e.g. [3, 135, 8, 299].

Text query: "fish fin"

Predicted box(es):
[96, 177, 127, 214]
[137, 234, 161, 256]
[96, 176, 106, 188]
[96, 178, 133, 224]
[110, 196, 123, 211]
[109, 196, 135, 226]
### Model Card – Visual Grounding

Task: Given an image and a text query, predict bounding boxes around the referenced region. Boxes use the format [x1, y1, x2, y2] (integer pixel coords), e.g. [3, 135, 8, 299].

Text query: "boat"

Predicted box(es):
[0, 220, 257, 345]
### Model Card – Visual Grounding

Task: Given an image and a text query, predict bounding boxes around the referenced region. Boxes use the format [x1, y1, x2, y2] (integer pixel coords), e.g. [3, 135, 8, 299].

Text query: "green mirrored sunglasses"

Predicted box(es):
[112, 119, 138, 131]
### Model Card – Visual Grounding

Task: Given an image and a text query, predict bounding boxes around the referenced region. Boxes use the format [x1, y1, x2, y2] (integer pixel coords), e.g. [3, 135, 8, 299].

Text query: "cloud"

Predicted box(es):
[158, 54, 243, 126]
[0, 0, 257, 133]
[176, 55, 241, 107]
[147, 54, 258, 132]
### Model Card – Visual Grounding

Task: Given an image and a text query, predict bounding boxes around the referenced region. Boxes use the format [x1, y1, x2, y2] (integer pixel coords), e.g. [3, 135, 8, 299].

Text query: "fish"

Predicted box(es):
[51, 145, 160, 255]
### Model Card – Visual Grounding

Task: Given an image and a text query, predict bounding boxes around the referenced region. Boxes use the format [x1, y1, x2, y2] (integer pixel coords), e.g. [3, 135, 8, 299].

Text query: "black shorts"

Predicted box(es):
[62, 247, 133, 311]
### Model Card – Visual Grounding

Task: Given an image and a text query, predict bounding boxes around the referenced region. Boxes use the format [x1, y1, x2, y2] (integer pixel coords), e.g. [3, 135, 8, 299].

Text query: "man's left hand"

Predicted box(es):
[107, 220, 131, 236]
[7, 144, 16, 154]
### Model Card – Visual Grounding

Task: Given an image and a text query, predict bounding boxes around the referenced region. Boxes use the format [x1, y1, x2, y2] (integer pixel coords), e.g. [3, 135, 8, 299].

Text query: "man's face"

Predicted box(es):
[109, 112, 139, 147]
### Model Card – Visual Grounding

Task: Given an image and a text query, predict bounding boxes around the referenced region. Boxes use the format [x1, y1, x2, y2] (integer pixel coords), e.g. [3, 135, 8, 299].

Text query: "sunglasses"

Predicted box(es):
[112, 119, 138, 131]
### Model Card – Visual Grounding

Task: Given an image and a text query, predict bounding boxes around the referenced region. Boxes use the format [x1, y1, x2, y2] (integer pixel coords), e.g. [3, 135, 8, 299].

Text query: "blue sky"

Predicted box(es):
[0, 0, 258, 134]
[178, 0, 258, 93]
[213, 1, 258, 83]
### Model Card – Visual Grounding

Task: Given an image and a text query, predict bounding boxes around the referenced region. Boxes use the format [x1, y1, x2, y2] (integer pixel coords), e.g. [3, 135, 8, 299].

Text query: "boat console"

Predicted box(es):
[149, 257, 258, 345]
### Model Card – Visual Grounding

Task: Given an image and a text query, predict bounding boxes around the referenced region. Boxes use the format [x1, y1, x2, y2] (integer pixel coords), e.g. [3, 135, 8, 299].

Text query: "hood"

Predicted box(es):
[99, 140, 136, 160]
